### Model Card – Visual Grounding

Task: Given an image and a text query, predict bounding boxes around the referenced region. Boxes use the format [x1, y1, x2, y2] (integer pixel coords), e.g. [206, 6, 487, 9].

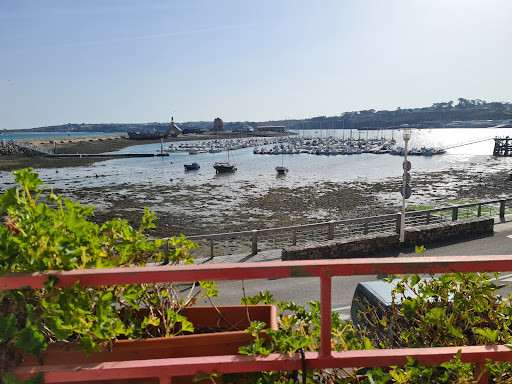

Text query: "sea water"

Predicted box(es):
[0, 131, 124, 141]
[1, 128, 512, 197]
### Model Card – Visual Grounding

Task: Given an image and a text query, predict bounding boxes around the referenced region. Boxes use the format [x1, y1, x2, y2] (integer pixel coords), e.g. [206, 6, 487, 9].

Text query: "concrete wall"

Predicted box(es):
[282, 217, 494, 261]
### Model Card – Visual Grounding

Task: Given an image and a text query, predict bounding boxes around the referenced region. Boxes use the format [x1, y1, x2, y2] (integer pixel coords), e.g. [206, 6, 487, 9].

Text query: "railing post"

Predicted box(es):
[328, 221, 335, 240]
[292, 230, 297, 246]
[426, 211, 431, 224]
[364, 219, 369, 235]
[452, 207, 458, 221]
[320, 274, 332, 357]
[209, 239, 214, 258]
[396, 213, 401, 234]
[251, 230, 258, 255]
[477, 204, 482, 217]
[500, 199, 506, 219]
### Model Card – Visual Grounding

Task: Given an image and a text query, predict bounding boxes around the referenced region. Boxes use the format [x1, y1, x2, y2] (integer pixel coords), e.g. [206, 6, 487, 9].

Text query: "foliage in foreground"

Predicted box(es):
[3, 169, 512, 383]
[0, 168, 217, 381]
[232, 269, 512, 383]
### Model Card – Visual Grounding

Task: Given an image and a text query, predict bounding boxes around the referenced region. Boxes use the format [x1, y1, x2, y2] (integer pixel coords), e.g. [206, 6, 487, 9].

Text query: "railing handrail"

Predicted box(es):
[7, 255, 512, 290]
[183, 213, 402, 242]
[6, 255, 512, 383]
[181, 198, 512, 257]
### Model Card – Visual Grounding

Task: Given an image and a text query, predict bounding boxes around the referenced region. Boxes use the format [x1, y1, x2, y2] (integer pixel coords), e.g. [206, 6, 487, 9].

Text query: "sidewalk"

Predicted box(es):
[194, 248, 282, 265]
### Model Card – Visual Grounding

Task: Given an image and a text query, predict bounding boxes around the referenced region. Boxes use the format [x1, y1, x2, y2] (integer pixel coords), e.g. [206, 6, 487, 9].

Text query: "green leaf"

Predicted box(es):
[199, 281, 218, 297]
[246, 321, 266, 336]
[288, 335, 312, 351]
[475, 328, 499, 342]
[181, 319, 194, 333]
[363, 337, 375, 350]
[0, 187, 20, 213]
[0, 314, 18, 343]
[415, 245, 426, 255]
[65, 210, 87, 236]
[13, 168, 44, 191]
[77, 336, 99, 356]
[447, 324, 463, 339]
[14, 326, 47, 357]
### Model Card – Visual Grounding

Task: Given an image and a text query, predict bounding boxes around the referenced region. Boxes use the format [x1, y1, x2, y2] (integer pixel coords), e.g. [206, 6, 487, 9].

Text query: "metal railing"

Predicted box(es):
[184, 198, 512, 258]
[5, 255, 512, 383]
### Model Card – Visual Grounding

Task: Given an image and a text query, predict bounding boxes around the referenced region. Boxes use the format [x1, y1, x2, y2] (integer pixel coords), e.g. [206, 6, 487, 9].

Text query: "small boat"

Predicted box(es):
[214, 149, 237, 173]
[276, 153, 288, 174]
[214, 162, 236, 173]
[184, 162, 200, 170]
[275, 166, 288, 174]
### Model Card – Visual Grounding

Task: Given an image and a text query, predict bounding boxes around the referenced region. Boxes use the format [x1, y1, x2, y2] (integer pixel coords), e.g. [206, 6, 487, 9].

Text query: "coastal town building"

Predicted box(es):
[213, 118, 224, 132]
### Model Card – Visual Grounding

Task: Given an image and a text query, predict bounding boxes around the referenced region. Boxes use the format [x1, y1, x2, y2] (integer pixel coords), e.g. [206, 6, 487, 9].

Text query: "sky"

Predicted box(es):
[1, 0, 511, 130]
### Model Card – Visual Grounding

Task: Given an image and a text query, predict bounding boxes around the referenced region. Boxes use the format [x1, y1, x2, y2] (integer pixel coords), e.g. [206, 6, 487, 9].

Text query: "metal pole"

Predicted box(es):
[400, 131, 410, 243]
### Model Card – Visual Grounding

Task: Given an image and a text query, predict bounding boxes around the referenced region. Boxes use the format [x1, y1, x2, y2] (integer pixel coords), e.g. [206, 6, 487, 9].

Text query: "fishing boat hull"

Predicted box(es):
[214, 162, 236, 173]
[275, 166, 288, 174]
[184, 163, 200, 170]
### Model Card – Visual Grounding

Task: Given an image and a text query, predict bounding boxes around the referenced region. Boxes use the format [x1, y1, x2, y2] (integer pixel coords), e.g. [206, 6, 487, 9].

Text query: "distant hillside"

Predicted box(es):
[6, 98, 511, 133]
[283, 99, 512, 131]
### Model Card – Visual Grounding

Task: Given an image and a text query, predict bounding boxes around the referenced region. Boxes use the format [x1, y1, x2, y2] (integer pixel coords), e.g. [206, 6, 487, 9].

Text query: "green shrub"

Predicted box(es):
[0, 169, 215, 380]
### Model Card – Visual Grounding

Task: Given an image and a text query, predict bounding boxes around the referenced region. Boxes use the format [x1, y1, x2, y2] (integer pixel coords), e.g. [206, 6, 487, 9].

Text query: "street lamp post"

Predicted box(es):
[400, 129, 412, 243]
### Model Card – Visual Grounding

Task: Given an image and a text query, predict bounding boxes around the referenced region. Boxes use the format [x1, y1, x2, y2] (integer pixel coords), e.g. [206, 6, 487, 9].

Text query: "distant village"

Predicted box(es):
[3, 98, 511, 134]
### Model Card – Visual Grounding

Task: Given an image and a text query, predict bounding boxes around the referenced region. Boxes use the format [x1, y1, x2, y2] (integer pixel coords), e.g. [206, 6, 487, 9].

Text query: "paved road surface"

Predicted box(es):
[191, 217, 512, 320]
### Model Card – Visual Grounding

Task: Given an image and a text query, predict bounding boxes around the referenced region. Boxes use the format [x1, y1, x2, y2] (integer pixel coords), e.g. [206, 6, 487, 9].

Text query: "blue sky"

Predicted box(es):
[1, 0, 511, 129]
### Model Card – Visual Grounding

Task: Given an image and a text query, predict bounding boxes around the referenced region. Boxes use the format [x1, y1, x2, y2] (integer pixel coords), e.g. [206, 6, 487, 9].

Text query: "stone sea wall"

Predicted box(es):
[0, 141, 48, 157]
[282, 217, 494, 261]
[282, 232, 399, 261]
[404, 217, 494, 246]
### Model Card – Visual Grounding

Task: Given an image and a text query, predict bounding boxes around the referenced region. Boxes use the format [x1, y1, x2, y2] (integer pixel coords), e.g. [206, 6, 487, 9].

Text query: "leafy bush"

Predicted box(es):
[236, 270, 512, 383]
[0, 169, 215, 379]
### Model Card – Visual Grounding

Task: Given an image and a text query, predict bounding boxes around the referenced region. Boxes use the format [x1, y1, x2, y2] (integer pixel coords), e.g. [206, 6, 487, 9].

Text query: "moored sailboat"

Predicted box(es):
[275, 153, 288, 174]
[214, 149, 237, 173]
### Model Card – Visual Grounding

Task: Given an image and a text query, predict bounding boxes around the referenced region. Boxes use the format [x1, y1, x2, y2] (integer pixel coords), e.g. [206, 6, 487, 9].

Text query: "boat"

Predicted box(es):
[214, 162, 236, 173]
[275, 166, 288, 174]
[214, 149, 237, 173]
[127, 117, 182, 140]
[184, 162, 200, 170]
[275, 153, 289, 174]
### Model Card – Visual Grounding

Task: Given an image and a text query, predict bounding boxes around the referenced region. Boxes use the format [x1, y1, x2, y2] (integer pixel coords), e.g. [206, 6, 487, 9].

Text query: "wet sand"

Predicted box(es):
[2, 134, 512, 239]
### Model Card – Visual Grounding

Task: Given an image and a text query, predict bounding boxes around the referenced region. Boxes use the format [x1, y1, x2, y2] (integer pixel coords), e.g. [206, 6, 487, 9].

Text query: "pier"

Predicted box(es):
[493, 137, 512, 156]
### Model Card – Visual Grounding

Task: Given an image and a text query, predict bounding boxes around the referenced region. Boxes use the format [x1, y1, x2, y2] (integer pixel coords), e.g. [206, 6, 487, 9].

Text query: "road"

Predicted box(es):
[191, 218, 512, 321]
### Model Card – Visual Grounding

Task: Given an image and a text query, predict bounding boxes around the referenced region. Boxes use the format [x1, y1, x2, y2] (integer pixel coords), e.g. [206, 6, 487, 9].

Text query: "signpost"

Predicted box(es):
[400, 129, 412, 242]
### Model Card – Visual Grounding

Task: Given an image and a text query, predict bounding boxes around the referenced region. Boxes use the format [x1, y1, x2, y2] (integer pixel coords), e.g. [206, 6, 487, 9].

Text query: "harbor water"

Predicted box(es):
[1, 128, 512, 216]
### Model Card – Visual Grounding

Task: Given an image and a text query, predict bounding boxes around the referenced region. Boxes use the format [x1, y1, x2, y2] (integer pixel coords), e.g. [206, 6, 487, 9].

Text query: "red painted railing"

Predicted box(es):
[4, 255, 512, 383]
